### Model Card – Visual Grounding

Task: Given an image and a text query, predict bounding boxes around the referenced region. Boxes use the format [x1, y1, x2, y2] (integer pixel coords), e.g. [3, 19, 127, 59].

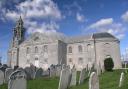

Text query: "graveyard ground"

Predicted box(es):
[0, 70, 128, 89]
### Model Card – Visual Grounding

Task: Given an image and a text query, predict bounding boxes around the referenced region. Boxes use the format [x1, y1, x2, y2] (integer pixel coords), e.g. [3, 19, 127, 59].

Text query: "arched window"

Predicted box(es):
[44, 45, 48, 52]
[35, 46, 38, 53]
[26, 47, 30, 54]
[78, 45, 83, 52]
[68, 46, 72, 53]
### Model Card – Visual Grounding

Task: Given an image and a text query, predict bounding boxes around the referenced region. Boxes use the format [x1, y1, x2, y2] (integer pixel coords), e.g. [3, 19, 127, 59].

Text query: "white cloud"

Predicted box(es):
[1, 0, 62, 34]
[121, 11, 128, 22]
[5, 0, 61, 20]
[26, 21, 59, 34]
[88, 18, 113, 29]
[86, 18, 126, 39]
[76, 13, 85, 22]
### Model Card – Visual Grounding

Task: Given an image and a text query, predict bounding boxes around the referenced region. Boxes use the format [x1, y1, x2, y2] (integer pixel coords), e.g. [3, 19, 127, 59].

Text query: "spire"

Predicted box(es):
[16, 16, 23, 27]
[19, 16, 23, 23]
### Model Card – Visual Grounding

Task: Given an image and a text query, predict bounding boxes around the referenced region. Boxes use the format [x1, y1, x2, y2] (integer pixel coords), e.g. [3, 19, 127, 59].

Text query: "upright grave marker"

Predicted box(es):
[70, 66, 77, 86]
[34, 68, 43, 79]
[58, 67, 71, 89]
[8, 70, 26, 89]
[119, 72, 124, 87]
[79, 68, 88, 84]
[89, 72, 99, 89]
[5, 68, 13, 83]
[0, 70, 4, 85]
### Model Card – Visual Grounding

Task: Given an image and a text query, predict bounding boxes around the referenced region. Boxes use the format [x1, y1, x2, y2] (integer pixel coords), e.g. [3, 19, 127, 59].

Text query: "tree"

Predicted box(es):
[104, 57, 114, 71]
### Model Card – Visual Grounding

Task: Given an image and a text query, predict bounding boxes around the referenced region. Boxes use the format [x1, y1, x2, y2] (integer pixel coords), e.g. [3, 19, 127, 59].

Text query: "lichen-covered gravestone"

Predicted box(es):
[58, 68, 71, 89]
[70, 66, 77, 86]
[34, 68, 43, 78]
[119, 72, 124, 87]
[5, 68, 13, 83]
[8, 70, 27, 89]
[0, 70, 4, 85]
[89, 72, 99, 89]
[79, 68, 88, 84]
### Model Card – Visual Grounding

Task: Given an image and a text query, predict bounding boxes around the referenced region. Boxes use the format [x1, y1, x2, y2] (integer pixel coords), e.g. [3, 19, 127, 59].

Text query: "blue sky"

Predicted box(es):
[0, 0, 128, 63]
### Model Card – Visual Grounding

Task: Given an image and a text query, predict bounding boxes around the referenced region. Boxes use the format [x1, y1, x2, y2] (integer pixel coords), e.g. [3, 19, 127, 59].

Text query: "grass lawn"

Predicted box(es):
[0, 70, 128, 89]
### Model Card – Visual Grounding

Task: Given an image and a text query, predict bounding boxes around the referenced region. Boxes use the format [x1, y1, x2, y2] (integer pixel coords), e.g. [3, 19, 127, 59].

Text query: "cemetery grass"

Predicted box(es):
[69, 70, 128, 89]
[0, 70, 128, 89]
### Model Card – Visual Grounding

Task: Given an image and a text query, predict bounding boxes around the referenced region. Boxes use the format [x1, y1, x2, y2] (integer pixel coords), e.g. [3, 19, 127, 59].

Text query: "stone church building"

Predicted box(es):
[7, 17, 122, 70]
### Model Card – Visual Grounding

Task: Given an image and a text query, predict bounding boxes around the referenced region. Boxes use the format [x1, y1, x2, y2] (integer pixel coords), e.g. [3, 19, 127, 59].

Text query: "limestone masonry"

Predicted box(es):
[7, 17, 122, 70]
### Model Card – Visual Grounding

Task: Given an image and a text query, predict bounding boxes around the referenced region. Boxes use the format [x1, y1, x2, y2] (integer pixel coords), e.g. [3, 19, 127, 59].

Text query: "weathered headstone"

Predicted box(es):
[34, 68, 43, 78]
[5, 68, 13, 83]
[8, 70, 26, 89]
[56, 66, 62, 77]
[42, 70, 49, 77]
[89, 72, 99, 89]
[58, 68, 71, 89]
[0, 70, 4, 85]
[16, 68, 24, 71]
[119, 72, 124, 87]
[24, 67, 34, 80]
[50, 66, 56, 77]
[70, 66, 77, 86]
[79, 68, 88, 84]
[88, 65, 95, 76]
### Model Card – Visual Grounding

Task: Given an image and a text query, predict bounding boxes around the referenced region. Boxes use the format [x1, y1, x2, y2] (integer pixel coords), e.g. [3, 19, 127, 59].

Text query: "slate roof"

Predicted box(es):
[93, 32, 116, 39]
[23, 32, 118, 44]
[66, 32, 117, 43]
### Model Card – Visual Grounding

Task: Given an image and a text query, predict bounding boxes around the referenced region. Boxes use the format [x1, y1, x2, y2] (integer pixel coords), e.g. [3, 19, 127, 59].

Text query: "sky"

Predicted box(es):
[0, 0, 128, 63]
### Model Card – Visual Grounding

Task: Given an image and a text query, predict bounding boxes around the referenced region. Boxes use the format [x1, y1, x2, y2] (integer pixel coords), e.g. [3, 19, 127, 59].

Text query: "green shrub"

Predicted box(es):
[104, 57, 114, 71]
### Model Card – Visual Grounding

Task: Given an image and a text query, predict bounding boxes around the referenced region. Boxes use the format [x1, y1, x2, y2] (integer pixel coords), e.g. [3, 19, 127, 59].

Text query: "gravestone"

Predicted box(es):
[79, 68, 88, 84]
[42, 70, 49, 77]
[0, 65, 7, 72]
[0, 70, 4, 85]
[5, 68, 13, 83]
[24, 67, 34, 80]
[89, 72, 99, 89]
[70, 66, 77, 86]
[58, 68, 71, 89]
[8, 70, 26, 89]
[34, 68, 43, 78]
[56, 66, 62, 77]
[88, 65, 95, 76]
[50, 66, 56, 77]
[119, 72, 124, 87]
[16, 68, 24, 71]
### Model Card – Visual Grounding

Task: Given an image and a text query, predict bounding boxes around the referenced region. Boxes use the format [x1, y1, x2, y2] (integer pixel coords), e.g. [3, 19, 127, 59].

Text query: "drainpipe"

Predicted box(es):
[93, 34, 98, 72]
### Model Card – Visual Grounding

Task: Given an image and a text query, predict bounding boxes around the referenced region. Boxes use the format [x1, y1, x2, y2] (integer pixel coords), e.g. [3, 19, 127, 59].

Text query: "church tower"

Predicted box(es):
[12, 16, 25, 47]
[8, 16, 26, 68]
